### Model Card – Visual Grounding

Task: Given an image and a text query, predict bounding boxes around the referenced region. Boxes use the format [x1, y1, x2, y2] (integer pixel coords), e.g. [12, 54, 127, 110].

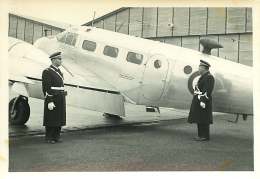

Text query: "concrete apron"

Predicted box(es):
[9, 98, 223, 137]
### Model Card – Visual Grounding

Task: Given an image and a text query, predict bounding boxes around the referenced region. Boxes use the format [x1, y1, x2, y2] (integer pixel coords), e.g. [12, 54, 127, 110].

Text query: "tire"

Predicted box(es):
[9, 97, 30, 125]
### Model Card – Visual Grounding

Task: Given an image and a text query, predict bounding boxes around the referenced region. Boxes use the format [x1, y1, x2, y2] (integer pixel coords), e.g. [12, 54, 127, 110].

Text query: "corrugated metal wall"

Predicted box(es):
[8, 8, 252, 66]
[152, 33, 252, 66]
[90, 7, 252, 66]
[8, 14, 64, 44]
[142, 8, 157, 38]
[116, 9, 129, 34]
[92, 7, 252, 37]
[157, 8, 173, 37]
[129, 8, 143, 37]
[207, 8, 226, 34]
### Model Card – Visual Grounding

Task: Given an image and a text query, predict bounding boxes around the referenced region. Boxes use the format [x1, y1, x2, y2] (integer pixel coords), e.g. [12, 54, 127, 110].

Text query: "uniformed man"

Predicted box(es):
[188, 60, 215, 141]
[42, 51, 67, 144]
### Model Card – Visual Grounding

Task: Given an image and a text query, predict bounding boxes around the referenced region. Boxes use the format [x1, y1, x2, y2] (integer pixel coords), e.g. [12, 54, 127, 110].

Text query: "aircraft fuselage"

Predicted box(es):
[12, 26, 252, 116]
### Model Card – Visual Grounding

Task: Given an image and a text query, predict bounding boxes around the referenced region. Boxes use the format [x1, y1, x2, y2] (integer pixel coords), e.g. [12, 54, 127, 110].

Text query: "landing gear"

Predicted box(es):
[103, 113, 122, 120]
[242, 114, 248, 121]
[9, 96, 30, 125]
[228, 113, 248, 123]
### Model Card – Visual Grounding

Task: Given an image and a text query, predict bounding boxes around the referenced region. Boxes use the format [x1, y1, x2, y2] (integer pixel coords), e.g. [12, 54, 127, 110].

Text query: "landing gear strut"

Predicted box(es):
[103, 113, 122, 120]
[228, 113, 248, 123]
[9, 96, 30, 125]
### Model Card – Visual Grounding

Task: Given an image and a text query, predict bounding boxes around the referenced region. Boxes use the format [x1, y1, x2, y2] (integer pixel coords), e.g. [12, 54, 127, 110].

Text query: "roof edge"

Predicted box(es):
[9, 12, 71, 30]
[83, 7, 129, 26]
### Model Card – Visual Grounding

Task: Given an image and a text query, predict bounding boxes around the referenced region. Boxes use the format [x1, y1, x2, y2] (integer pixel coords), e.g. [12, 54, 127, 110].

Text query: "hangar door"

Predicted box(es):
[141, 54, 169, 101]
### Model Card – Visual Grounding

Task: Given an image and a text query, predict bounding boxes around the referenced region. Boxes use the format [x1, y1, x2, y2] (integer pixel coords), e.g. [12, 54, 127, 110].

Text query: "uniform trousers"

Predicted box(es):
[45, 126, 61, 141]
[197, 123, 210, 139]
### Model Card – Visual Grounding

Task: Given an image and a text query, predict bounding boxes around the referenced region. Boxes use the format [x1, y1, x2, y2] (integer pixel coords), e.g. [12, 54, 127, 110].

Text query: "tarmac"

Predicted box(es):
[9, 98, 254, 171]
[9, 111, 253, 171]
[9, 98, 192, 137]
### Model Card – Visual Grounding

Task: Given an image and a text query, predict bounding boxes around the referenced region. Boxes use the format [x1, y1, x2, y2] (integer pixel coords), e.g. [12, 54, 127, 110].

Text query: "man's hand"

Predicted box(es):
[48, 102, 56, 110]
[194, 86, 202, 95]
[194, 90, 202, 95]
[200, 102, 206, 109]
[63, 91, 68, 96]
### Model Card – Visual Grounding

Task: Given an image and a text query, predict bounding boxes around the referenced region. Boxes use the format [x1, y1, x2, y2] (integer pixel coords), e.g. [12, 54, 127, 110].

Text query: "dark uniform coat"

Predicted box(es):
[188, 71, 215, 124]
[42, 65, 66, 127]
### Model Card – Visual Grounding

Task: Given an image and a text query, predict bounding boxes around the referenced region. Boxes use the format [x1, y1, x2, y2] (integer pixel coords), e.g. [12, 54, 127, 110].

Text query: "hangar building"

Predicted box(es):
[9, 7, 252, 66]
[8, 13, 66, 43]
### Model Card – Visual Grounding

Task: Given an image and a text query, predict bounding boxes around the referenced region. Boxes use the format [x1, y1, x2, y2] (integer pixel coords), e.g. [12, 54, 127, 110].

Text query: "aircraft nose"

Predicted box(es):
[34, 37, 59, 56]
[34, 37, 49, 50]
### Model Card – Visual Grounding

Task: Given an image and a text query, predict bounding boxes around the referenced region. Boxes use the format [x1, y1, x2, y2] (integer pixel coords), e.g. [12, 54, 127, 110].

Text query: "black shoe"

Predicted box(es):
[55, 138, 63, 143]
[194, 137, 202, 141]
[51, 140, 56, 144]
[196, 137, 209, 141]
[45, 139, 51, 143]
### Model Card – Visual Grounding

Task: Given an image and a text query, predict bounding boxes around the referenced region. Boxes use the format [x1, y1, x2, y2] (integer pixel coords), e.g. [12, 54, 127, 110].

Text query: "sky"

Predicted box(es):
[8, 0, 120, 25]
[7, 0, 256, 26]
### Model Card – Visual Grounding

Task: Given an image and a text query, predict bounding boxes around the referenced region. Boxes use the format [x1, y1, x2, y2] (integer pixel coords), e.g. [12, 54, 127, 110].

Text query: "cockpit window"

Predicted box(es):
[103, 45, 119, 58]
[56, 32, 66, 43]
[82, 40, 96, 52]
[71, 35, 78, 46]
[57, 32, 78, 46]
[65, 32, 78, 46]
[126, 52, 143, 65]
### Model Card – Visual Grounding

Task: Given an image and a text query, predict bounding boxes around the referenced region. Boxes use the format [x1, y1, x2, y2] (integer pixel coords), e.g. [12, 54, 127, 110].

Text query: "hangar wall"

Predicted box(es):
[8, 13, 64, 44]
[8, 7, 253, 66]
[84, 7, 252, 66]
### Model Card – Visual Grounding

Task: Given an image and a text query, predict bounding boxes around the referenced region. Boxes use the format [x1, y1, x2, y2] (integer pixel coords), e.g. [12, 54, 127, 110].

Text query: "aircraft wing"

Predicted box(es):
[9, 74, 34, 97]
[9, 36, 125, 117]
[54, 60, 126, 117]
[9, 62, 125, 117]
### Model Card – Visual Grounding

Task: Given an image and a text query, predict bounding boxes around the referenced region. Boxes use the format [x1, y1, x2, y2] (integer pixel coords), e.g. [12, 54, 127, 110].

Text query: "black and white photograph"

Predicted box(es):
[1, 0, 260, 178]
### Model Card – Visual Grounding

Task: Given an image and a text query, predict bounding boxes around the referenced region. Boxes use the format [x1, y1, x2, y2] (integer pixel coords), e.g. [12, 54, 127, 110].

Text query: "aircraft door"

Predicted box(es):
[141, 54, 169, 101]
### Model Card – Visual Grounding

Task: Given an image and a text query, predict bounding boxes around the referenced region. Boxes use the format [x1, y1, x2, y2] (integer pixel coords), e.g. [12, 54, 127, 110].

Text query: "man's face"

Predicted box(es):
[198, 65, 207, 75]
[52, 57, 62, 67]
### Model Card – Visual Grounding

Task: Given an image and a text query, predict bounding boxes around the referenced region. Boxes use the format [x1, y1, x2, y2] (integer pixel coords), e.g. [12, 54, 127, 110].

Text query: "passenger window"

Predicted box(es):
[126, 52, 143, 65]
[103, 45, 118, 58]
[71, 35, 77, 46]
[82, 40, 96, 52]
[64, 32, 78, 46]
[65, 33, 73, 45]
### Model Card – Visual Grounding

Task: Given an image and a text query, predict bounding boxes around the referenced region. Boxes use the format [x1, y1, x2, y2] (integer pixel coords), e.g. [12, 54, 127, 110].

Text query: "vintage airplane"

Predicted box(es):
[8, 25, 253, 125]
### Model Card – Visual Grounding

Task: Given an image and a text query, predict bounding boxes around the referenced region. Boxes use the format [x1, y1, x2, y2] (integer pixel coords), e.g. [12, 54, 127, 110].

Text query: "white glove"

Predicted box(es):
[48, 102, 56, 110]
[194, 86, 202, 95]
[200, 102, 206, 109]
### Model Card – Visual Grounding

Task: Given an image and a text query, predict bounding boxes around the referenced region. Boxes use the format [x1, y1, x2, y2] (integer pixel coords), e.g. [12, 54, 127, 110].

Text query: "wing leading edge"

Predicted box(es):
[60, 61, 125, 117]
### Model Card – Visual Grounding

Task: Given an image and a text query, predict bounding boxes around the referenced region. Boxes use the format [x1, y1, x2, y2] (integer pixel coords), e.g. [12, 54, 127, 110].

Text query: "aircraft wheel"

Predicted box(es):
[9, 96, 30, 125]
[103, 113, 122, 120]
